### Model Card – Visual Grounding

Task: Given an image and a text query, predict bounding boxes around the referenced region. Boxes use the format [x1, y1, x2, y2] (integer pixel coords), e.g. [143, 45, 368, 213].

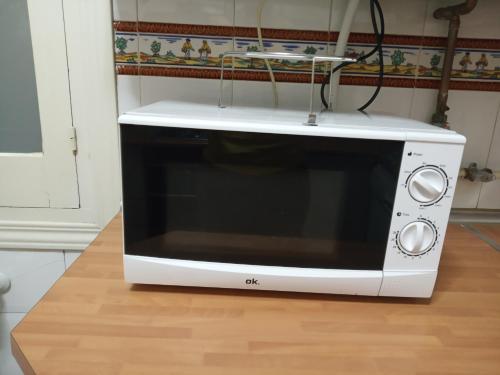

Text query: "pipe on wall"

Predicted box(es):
[329, 0, 360, 111]
[431, 0, 478, 127]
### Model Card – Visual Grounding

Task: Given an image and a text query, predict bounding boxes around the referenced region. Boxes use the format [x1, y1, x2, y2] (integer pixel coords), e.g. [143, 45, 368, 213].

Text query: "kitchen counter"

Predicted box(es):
[11, 216, 500, 374]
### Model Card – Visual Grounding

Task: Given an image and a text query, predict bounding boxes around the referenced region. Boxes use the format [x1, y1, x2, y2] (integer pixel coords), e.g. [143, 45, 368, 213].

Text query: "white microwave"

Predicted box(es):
[119, 100, 465, 298]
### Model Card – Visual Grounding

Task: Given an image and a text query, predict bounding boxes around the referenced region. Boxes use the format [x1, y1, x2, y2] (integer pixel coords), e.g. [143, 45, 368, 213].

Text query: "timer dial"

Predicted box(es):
[398, 221, 436, 256]
[408, 167, 447, 203]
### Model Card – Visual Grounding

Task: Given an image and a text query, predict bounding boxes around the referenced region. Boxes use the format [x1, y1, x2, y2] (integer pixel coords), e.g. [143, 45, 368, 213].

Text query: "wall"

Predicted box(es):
[112, 0, 500, 210]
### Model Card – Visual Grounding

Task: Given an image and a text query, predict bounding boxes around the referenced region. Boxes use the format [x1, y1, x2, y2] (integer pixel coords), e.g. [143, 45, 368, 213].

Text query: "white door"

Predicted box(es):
[0, 0, 79, 208]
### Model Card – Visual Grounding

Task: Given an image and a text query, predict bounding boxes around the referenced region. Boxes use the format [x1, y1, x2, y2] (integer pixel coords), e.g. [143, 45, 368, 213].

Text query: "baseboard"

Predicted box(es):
[0, 220, 101, 250]
[450, 209, 500, 223]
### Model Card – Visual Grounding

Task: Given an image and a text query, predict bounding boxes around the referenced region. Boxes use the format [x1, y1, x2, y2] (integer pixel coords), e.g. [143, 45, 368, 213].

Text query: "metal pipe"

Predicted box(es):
[431, 15, 460, 127]
[460, 170, 500, 179]
[434, 0, 478, 18]
[459, 164, 500, 182]
[431, 0, 478, 127]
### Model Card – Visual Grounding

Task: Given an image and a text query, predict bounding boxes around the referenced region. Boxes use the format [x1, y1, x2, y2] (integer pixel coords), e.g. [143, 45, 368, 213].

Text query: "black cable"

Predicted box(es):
[358, 0, 384, 112]
[320, 0, 383, 108]
[320, 0, 385, 111]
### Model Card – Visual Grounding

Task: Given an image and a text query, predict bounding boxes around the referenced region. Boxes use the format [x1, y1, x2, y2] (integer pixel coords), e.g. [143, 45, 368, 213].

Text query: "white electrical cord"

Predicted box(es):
[329, 0, 360, 110]
[257, 0, 279, 107]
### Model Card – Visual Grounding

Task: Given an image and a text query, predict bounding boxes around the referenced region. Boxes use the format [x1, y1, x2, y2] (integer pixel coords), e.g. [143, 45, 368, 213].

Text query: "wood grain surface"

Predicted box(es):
[11, 216, 500, 375]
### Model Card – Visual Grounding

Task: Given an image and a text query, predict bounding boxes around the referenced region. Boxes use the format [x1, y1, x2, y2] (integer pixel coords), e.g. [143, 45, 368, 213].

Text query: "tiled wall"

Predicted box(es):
[112, 0, 500, 209]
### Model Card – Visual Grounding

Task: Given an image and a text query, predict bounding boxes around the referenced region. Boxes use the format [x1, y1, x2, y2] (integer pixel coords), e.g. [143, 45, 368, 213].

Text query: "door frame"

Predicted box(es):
[0, 0, 79, 208]
[0, 0, 121, 249]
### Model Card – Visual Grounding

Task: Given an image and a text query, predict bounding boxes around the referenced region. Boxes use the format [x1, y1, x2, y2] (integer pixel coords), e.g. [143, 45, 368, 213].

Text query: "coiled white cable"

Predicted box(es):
[257, 0, 278, 107]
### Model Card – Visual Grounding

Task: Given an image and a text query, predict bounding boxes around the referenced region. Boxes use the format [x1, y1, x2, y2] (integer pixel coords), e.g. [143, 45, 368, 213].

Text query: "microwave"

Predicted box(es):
[119, 100, 465, 298]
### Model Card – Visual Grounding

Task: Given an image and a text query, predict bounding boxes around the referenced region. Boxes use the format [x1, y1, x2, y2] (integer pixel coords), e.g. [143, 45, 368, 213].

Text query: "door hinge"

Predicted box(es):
[69, 127, 77, 155]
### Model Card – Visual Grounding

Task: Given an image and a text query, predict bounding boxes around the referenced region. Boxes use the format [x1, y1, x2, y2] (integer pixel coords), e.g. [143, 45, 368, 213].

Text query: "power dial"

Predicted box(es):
[408, 167, 447, 203]
[397, 220, 437, 256]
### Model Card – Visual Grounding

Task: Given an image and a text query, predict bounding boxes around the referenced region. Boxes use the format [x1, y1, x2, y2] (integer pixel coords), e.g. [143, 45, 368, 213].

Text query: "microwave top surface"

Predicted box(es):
[118, 100, 466, 145]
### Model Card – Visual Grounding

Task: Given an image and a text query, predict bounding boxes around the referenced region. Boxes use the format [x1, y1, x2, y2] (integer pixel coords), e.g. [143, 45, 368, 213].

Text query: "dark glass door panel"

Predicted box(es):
[120, 124, 404, 270]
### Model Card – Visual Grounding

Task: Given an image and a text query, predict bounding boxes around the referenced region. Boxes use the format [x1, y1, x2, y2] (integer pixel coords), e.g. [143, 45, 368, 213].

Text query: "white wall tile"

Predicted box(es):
[139, 0, 234, 25]
[329, 0, 348, 33]
[232, 80, 325, 112]
[348, 0, 428, 35]
[117, 75, 141, 114]
[478, 180, 500, 209]
[446, 90, 500, 167]
[453, 179, 482, 208]
[482, 104, 500, 171]
[478, 104, 500, 209]
[336, 85, 414, 117]
[459, 0, 500, 39]
[233, 82, 414, 117]
[112, 0, 137, 21]
[232, 81, 416, 118]
[409, 87, 437, 123]
[0, 313, 24, 375]
[141, 76, 232, 107]
[410, 88, 500, 208]
[64, 251, 82, 269]
[421, 0, 450, 37]
[411, 89, 500, 166]
[423, 0, 500, 38]
[235, 0, 331, 31]
[0, 250, 65, 313]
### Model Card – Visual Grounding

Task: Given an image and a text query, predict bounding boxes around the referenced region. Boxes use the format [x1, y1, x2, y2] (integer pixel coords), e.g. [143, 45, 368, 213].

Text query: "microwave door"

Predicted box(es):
[121, 124, 404, 271]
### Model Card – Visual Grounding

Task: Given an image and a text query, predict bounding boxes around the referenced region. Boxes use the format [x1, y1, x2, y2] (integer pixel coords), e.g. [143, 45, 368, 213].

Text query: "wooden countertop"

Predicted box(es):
[11, 216, 500, 375]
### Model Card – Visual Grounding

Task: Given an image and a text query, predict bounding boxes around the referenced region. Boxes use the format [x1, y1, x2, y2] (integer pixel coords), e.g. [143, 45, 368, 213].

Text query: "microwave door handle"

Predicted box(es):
[217, 51, 356, 125]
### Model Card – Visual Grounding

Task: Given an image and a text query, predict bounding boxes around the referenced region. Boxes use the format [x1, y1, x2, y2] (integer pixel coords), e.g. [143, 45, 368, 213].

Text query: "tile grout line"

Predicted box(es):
[409, 0, 431, 119]
[475, 100, 500, 207]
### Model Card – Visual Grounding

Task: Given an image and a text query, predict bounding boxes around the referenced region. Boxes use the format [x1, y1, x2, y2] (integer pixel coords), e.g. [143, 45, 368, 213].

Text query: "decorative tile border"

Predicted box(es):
[114, 32, 139, 64]
[114, 21, 500, 92]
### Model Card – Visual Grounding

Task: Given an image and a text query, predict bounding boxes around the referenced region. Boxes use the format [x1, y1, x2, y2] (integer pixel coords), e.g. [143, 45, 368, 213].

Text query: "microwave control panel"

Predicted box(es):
[383, 140, 464, 271]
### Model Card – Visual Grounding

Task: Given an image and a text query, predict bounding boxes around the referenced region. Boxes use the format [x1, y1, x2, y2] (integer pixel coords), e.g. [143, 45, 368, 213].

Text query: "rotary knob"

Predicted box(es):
[408, 167, 447, 203]
[398, 221, 436, 256]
